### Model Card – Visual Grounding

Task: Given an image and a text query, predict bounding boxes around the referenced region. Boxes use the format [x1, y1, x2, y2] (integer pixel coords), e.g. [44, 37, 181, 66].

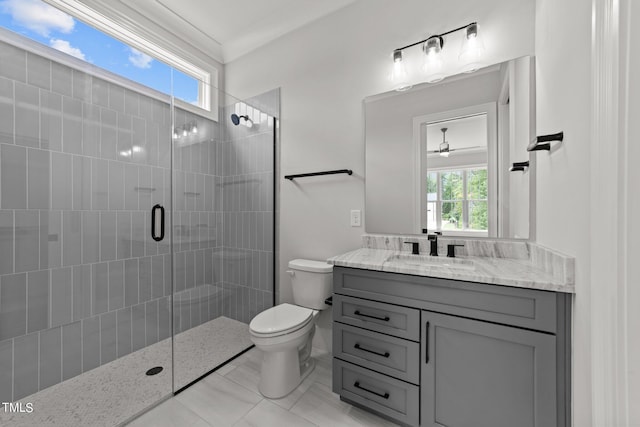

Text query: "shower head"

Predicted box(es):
[230, 113, 252, 127]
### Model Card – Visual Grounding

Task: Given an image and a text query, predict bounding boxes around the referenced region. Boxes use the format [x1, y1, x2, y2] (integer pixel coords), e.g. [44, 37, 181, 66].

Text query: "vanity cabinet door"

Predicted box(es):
[420, 311, 556, 427]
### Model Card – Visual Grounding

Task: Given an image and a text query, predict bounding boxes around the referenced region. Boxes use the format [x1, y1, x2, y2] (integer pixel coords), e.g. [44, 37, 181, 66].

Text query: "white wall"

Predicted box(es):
[534, 0, 592, 426]
[508, 56, 534, 239]
[225, 1, 535, 348]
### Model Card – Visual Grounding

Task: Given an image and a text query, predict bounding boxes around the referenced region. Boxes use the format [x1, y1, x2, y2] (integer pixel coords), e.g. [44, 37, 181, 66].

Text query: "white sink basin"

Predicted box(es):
[385, 254, 476, 271]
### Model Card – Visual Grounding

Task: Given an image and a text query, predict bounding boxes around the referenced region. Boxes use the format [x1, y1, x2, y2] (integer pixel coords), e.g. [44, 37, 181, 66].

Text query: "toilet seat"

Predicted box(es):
[250, 303, 314, 338]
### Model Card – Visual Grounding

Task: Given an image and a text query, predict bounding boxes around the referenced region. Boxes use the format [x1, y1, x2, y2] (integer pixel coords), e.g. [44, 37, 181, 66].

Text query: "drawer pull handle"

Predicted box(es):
[353, 381, 390, 399]
[354, 310, 390, 322]
[354, 343, 390, 358]
[425, 321, 430, 364]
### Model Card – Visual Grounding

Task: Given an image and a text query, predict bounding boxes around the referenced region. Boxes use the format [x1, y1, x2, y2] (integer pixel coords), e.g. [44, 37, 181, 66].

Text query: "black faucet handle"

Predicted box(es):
[447, 244, 465, 258]
[404, 241, 420, 255]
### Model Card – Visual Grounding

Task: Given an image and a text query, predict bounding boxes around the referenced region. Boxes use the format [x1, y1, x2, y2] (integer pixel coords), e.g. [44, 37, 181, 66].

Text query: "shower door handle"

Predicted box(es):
[151, 204, 165, 242]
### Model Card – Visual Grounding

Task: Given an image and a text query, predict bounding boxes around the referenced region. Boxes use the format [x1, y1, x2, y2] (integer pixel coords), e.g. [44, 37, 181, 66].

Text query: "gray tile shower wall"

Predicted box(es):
[0, 38, 222, 402]
[220, 92, 278, 325]
[171, 106, 225, 337]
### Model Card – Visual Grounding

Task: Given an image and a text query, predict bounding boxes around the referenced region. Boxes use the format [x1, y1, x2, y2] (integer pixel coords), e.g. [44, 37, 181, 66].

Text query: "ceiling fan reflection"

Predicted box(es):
[428, 127, 483, 157]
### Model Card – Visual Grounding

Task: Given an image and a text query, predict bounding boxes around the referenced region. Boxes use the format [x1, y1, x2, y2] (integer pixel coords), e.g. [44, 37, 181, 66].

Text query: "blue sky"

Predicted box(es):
[0, 0, 198, 103]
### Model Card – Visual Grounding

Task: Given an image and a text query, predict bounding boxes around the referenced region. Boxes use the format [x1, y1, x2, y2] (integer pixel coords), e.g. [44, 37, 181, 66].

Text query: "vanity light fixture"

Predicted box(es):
[459, 22, 485, 73]
[389, 22, 484, 90]
[389, 49, 412, 91]
[423, 36, 445, 83]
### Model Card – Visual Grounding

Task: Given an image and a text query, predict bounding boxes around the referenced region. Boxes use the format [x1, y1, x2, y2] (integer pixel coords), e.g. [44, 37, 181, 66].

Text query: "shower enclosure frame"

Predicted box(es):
[173, 114, 279, 395]
[0, 23, 278, 424]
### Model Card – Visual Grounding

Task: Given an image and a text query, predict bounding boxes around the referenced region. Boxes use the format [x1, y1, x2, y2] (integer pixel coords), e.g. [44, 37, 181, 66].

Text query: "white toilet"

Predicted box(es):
[249, 259, 333, 398]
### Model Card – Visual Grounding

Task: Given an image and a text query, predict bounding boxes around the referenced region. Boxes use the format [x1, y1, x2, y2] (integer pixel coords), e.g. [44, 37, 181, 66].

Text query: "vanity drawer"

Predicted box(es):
[335, 267, 559, 333]
[334, 323, 420, 384]
[333, 294, 420, 341]
[333, 359, 419, 426]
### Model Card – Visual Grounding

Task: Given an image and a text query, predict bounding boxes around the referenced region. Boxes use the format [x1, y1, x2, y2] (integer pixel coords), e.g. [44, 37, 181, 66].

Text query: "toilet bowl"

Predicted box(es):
[249, 259, 332, 399]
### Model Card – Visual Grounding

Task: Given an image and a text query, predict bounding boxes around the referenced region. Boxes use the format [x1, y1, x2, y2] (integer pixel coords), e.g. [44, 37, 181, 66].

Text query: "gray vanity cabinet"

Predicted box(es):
[420, 311, 556, 427]
[332, 266, 571, 427]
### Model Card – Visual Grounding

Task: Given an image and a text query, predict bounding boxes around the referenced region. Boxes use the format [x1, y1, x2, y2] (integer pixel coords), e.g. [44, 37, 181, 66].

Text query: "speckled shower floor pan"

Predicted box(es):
[0, 316, 253, 427]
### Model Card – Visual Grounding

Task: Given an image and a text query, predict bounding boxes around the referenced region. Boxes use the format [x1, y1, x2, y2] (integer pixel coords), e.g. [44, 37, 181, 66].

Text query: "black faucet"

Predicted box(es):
[447, 244, 465, 258]
[428, 232, 442, 256]
[404, 241, 420, 255]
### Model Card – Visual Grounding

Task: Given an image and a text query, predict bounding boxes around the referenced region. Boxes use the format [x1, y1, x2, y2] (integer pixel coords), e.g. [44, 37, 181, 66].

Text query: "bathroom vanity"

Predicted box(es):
[329, 237, 574, 427]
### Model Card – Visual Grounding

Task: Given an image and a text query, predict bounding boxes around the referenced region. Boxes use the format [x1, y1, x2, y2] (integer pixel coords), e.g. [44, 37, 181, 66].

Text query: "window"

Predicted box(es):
[0, 0, 215, 112]
[426, 167, 488, 233]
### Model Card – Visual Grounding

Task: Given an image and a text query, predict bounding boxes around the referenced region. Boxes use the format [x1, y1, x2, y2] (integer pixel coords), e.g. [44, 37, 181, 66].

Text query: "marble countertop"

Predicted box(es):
[327, 248, 575, 293]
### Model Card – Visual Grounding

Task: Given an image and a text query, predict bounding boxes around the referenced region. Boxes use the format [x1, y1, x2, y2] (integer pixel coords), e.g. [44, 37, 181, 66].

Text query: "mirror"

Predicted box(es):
[365, 56, 534, 239]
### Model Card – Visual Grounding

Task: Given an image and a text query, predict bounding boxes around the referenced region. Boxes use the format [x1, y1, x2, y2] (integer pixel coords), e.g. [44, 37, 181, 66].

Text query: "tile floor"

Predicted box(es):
[127, 347, 399, 427]
[0, 317, 253, 427]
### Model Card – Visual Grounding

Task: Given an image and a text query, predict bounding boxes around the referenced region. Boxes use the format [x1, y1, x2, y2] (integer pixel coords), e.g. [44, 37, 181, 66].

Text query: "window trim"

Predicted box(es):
[427, 167, 489, 236]
[0, 25, 168, 102]
[44, 0, 217, 119]
[412, 102, 498, 236]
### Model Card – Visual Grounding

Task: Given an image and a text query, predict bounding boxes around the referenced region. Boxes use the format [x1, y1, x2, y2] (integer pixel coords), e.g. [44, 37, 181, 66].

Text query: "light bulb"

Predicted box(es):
[182, 128, 188, 137]
[423, 37, 445, 83]
[439, 141, 450, 157]
[459, 23, 485, 73]
[191, 124, 198, 134]
[388, 50, 412, 91]
[439, 128, 450, 156]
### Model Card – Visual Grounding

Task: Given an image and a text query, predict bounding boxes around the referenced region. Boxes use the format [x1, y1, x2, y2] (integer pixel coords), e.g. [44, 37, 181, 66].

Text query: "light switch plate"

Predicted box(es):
[350, 210, 361, 227]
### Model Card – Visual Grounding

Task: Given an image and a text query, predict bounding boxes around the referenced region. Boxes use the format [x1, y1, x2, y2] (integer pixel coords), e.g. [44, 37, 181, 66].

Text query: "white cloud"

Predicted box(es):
[128, 48, 153, 69]
[0, 0, 75, 37]
[49, 39, 85, 61]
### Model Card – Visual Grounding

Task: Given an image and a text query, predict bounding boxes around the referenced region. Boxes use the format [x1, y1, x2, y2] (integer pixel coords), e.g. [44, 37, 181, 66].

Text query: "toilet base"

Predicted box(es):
[258, 352, 316, 399]
[252, 310, 321, 399]
[299, 356, 316, 384]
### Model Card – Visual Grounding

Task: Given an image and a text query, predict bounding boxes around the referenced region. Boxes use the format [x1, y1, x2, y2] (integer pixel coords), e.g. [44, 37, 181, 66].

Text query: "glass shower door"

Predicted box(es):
[0, 29, 174, 426]
[170, 84, 278, 392]
[170, 78, 245, 391]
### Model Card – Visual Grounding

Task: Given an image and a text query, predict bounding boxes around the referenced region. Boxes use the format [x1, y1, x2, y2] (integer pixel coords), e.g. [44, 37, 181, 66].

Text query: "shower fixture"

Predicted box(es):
[231, 113, 253, 128]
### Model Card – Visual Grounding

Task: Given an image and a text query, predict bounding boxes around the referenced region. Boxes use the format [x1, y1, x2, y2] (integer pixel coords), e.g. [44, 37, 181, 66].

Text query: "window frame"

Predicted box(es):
[43, 0, 218, 120]
[427, 166, 489, 236]
[413, 102, 497, 236]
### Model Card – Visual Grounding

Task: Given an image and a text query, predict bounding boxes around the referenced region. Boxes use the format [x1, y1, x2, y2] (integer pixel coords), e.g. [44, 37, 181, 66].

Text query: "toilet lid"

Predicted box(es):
[250, 303, 313, 335]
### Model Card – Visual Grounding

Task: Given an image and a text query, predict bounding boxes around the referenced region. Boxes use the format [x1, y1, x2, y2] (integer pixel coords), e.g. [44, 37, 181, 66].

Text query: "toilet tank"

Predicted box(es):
[288, 259, 333, 310]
